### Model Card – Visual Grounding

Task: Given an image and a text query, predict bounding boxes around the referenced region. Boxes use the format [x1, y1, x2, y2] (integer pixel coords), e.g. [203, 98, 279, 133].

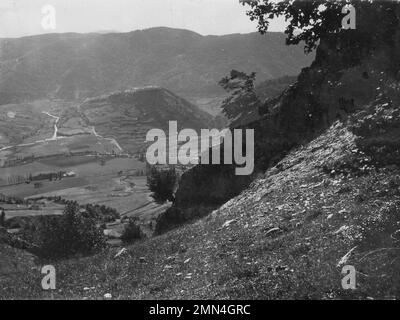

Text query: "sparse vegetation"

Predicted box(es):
[219, 70, 262, 120]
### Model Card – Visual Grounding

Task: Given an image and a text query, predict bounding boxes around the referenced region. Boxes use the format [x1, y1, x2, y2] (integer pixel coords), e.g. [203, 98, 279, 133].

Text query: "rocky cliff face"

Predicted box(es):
[155, 4, 400, 234]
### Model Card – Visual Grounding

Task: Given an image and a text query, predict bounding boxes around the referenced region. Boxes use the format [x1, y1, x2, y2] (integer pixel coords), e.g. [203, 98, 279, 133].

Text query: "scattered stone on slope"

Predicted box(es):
[222, 219, 238, 228]
[114, 248, 127, 259]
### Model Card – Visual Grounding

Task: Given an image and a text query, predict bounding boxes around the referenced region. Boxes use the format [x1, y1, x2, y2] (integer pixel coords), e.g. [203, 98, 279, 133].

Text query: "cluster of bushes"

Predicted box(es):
[12, 200, 147, 259]
[83, 204, 120, 223]
[0, 193, 27, 205]
[35, 196, 120, 223]
[121, 218, 146, 243]
[31, 171, 66, 181]
[147, 166, 177, 203]
[21, 202, 106, 260]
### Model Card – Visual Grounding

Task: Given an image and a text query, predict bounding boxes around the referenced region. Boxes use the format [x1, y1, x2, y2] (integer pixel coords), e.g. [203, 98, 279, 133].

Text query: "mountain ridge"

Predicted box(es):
[0, 27, 313, 114]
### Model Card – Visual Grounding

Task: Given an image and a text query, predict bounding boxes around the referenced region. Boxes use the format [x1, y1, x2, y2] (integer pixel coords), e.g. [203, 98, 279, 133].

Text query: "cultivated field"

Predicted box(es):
[0, 153, 168, 234]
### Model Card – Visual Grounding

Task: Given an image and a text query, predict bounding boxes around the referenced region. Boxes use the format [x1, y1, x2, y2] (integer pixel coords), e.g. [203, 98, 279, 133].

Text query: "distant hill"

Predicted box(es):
[67, 87, 214, 154]
[0, 27, 313, 113]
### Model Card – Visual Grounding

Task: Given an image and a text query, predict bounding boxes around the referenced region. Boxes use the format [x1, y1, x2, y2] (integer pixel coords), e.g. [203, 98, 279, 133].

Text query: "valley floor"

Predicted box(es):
[2, 116, 400, 299]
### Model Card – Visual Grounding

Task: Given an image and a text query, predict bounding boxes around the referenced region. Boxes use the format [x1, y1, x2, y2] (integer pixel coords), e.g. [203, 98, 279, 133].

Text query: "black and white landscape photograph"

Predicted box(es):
[1, 0, 400, 303]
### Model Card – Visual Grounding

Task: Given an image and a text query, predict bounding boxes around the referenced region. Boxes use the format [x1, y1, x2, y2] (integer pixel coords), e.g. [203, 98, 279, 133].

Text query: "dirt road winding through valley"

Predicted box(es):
[0, 111, 60, 152]
[0, 111, 124, 153]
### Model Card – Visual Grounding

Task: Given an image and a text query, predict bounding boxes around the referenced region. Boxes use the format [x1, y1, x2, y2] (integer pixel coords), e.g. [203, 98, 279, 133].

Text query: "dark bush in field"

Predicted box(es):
[0, 209, 5, 227]
[83, 204, 120, 223]
[121, 218, 145, 243]
[22, 202, 106, 260]
[147, 166, 177, 203]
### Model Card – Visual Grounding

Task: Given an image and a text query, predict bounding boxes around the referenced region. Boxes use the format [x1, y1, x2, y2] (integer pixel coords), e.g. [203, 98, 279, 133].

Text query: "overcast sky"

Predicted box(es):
[0, 0, 286, 38]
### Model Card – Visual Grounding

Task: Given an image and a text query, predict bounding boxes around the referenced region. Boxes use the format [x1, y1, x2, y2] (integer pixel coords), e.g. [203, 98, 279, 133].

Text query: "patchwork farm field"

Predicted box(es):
[0, 153, 168, 231]
[1, 155, 144, 181]
[2, 134, 120, 161]
[0, 155, 145, 195]
[30, 177, 171, 224]
[0, 177, 89, 198]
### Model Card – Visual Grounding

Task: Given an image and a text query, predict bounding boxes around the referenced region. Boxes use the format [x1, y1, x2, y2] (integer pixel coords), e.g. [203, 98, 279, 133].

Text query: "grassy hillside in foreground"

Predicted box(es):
[2, 100, 399, 299]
